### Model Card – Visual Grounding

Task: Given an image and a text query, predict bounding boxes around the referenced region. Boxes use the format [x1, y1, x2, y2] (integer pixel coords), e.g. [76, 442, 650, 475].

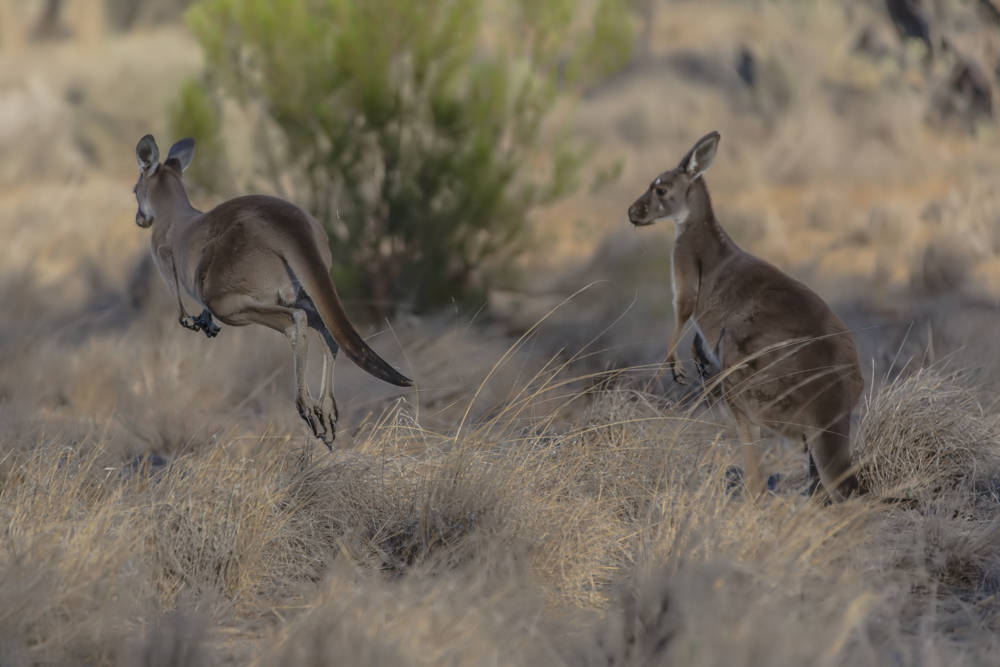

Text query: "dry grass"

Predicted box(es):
[3, 0, 1000, 665]
[856, 370, 1000, 499]
[4, 365, 1000, 665]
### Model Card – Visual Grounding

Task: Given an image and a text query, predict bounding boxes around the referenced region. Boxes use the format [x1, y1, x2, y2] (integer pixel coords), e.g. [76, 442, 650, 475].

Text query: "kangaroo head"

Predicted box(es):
[133, 135, 195, 228]
[628, 131, 720, 227]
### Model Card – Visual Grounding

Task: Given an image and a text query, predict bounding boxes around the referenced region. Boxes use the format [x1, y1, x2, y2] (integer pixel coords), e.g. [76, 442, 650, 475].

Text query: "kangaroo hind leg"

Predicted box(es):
[734, 411, 766, 499]
[304, 303, 342, 450]
[809, 416, 859, 503]
[207, 293, 336, 447]
[314, 337, 338, 451]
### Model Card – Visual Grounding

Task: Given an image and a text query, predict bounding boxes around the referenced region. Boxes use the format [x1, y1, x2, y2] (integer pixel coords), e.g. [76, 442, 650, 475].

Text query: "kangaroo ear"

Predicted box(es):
[166, 137, 196, 172]
[679, 131, 721, 178]
[136, 134, 160, 175]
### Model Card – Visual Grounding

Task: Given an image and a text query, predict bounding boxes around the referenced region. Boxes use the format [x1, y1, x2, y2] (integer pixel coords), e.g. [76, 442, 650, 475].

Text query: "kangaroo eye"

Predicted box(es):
[655, 188, 666, 196]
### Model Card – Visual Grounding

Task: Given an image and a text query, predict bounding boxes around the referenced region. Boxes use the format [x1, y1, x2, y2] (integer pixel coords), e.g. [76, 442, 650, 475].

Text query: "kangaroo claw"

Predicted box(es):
[671, 363, 690, 386]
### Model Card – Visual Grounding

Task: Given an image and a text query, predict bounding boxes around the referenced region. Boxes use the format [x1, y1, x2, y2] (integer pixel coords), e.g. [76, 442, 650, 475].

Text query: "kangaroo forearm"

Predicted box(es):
[155, 247, 191, 321]
[669, 296, 695, 359]
[172, 287, 189, 320]
[667, 325, 685, 361]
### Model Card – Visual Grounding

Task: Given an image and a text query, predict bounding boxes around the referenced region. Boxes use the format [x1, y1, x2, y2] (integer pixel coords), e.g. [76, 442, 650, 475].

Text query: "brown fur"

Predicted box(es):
[627, 132, 863, 501]
[133, 134, 412, 449]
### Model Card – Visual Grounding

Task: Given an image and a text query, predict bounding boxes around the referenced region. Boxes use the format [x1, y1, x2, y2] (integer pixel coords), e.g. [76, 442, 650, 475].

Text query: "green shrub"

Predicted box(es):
[180, 0, 632, 316]
[169, 78, 227, 195]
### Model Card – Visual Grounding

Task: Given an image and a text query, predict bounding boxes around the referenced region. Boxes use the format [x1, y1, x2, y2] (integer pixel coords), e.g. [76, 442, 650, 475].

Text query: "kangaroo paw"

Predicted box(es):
[201, 319, 220, 338]
[179, 315, 200, 332]
[192, 311, 220, 338]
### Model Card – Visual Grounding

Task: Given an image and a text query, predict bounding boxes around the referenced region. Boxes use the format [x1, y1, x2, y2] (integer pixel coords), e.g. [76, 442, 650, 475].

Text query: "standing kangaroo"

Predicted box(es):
[133, 135, 413, 448]
[627, 132, 863, 502]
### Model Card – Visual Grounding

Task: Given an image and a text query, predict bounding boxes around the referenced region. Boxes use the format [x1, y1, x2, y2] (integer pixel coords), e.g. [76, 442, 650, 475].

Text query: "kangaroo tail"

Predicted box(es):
[296, 253, 413, 388]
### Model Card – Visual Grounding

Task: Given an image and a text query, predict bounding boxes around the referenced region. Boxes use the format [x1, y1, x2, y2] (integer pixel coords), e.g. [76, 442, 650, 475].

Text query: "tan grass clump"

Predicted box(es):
[0, 440, 150, 667]
[257, 562, 548, 667]
[855, 370, 1000, 498]
[6, 373, 1000, 664]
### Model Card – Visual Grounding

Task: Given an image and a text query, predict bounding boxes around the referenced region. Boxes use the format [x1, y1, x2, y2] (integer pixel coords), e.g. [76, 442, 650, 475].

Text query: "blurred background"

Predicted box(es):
[1, 0, 999, 455]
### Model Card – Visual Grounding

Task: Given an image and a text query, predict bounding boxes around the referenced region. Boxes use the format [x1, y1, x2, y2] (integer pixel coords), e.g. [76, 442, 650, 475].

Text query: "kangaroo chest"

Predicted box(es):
[671, 244, 733, 358]
[154, 221, 213, 306]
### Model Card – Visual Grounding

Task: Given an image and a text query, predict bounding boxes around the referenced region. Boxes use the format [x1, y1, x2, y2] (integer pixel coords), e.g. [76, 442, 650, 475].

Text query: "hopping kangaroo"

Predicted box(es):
[133, 135, 413, 448]
[628, 132, 863, 502]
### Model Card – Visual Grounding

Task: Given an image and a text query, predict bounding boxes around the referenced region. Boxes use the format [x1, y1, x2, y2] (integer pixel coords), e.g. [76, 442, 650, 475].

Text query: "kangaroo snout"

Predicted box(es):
[628, 199, 653, 226]
[135, 211, 153, 228]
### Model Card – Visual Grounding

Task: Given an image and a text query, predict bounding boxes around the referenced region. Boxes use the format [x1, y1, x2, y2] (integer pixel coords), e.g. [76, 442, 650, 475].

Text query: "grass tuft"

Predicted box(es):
[855, 370, 1000, 499]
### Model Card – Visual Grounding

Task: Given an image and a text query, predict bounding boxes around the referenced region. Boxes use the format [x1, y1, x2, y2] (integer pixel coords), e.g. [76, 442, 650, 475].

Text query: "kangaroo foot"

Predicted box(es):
[297, 398, 337, 451]
[312, 402, 337, 451]
[318, 393, 339, 432]
[724, 466, 781, 494]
